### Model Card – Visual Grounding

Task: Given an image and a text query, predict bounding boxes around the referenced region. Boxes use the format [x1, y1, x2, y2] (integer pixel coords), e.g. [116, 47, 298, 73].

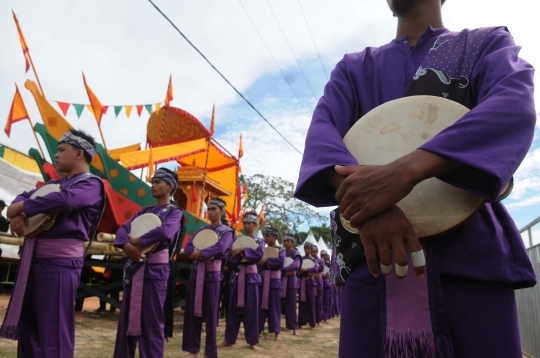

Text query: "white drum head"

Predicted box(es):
[263, 247, 279, 259]
[301, 259, 315, 269]
[130, 213, 161, 239]
[343, 95, 484, 238]
[232, 236, 258, 250]
[193, 229, 219, 250]
[26, 184, 60, 234]
[323, 266, 330, 274]
[284, 257, 294, 267]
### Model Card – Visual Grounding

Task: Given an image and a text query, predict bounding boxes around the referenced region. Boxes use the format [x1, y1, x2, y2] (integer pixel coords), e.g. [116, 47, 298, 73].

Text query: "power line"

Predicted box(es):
[265, 0, 318, 100]
[237, 0, 311, 113]
[147, 0, 303, 155]
[296, 0, 329, 81]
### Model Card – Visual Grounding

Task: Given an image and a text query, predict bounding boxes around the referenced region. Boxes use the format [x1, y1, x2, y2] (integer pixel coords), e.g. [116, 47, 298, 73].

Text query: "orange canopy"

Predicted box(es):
[147, 106, 210, 147]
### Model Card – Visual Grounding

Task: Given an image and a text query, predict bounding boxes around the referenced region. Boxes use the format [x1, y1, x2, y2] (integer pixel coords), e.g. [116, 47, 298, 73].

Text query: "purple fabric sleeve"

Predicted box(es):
[23, 179, 102, 218]
[200, 231, 233, 259]
[294, 59, 360, 206]
[140, 209, 182, 247]
[11, 188, 38, 204]
[316, 258, 324, 273]
[420, 29, 536, 201]
[113, 214, 138, 248]
[243, 239, 265, 261]
[265, 249, 286, 268]
[283, 256, 301, 272]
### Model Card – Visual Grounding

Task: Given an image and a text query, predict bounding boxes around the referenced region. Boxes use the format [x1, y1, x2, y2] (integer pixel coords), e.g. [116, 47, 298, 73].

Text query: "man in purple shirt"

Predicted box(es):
[295, 1, 536, 357]
[218, 211, 264, 351]
[113, 168, 182, 358]
[320, 250, 333, 322]
[310, 245, 325, 326]
[258, 227, 286, 341]
[182, 197, 233, 358]
[1, 129, 105, 358]
[297, 243, 318, 330]
[280, 235, 301, 335]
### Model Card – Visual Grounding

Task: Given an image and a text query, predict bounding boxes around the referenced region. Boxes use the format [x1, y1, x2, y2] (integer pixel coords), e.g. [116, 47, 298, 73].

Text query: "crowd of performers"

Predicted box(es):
[0, 128, 340, 358]
[182, 207, 341, 358]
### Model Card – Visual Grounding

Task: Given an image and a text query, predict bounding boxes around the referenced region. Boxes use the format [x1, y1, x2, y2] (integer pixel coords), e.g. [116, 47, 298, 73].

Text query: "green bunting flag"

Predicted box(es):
[114, 106, 123, 118]
[73, 104, 85, 118]
[145, 104, 153, 114]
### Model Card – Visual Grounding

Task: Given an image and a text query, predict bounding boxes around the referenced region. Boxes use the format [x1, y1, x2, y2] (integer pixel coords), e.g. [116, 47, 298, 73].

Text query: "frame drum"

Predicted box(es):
[301, 259, 315, 270]
[25, 184, 61, 238]
[284, 257, 294, 267]
[130, 213, 162, 255]
[192, 229, 219, 250]
[343, 95, 489, 238]
[232, 235, 258, 262]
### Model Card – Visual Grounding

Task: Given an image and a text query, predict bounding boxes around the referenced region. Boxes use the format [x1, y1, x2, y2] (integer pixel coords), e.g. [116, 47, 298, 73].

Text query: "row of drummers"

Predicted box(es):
[187, 211, 340, 356]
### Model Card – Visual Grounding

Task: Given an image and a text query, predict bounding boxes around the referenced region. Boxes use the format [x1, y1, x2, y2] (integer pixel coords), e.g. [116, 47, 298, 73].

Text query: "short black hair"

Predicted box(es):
[441, 0, 446, 4]
[69, 129, 96, 164]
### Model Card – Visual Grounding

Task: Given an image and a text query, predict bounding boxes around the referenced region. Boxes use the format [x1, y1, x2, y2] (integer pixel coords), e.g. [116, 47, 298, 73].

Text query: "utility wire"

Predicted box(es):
[296, 0, 329, 80]
[147, 0, 303, 155]
[237, 0, 311, 113]
[265, 0, 318, 100]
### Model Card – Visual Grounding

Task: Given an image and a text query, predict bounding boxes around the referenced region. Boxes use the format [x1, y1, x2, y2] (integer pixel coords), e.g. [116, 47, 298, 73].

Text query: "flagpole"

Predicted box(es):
[26, 114, 46, 158]
[12, 10, 46, 99]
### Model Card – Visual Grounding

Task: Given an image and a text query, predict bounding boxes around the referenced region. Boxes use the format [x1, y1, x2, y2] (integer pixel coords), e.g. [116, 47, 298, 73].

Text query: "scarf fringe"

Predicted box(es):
[383, 329, 436, 358]
[126, 328, 142, 336]
[0, 324, 20, 340]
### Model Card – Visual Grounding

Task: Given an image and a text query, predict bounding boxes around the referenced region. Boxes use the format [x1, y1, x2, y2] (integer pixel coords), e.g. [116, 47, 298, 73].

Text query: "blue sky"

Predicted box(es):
[0, 0, 539, 247]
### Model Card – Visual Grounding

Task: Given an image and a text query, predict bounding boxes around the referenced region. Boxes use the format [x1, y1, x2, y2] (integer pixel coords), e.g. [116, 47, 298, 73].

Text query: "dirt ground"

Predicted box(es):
[0, 294, 340, 358]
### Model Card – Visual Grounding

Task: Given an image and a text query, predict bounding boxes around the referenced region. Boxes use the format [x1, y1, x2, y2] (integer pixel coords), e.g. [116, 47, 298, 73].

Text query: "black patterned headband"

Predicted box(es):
[282, 235, 295, 242]
[242, 212, 258, 223]
[209, 198, 226, 209]
[59, 132, 96, 159]
[153, 168, 178, 192]
[264, 227, 279, 238]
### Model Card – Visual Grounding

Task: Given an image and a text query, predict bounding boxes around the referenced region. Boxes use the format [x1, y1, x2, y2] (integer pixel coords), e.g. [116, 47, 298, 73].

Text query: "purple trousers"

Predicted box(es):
[258, 286, 282, 333]
[323, 283, 332, 320]
[298, 285, 316, 328]
[283, 288, 298, 330]
[339, 261, 523, 358]
[17, 258, 82, 358]
[315, 282, 323, 323]
[333, 285, 341, 317]
[182, 279, 220, 358]
[224, 281, 260, 345]
[114, 265, 169, 358]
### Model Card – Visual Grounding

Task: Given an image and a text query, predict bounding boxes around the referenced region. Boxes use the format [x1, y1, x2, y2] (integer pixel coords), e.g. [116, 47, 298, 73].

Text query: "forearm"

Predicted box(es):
[322, 167, 346, 190]
[7, 202, 24, 219]
[397, 149, 466, 186]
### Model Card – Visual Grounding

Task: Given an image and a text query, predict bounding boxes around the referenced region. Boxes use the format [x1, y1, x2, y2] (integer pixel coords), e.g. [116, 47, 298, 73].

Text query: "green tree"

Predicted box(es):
[310, 223, 332, 246]
[245, 174, 326, 244]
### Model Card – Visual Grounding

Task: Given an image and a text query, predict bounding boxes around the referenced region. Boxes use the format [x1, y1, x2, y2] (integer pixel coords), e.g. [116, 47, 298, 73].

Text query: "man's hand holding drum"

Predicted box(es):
[334, 149, 464, 280]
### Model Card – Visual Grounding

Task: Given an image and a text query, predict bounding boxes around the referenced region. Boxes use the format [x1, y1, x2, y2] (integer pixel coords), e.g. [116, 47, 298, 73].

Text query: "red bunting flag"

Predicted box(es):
[56, 101, 71, 116]
[136, 105, 144, 116]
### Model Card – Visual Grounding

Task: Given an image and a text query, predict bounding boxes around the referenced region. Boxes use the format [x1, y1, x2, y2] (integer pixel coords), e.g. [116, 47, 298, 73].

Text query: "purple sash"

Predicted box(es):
[237, 264, 257, 308]
[0, 238, 83, 340]
[193, 260, 222, 317]
[126, 249, 169, 336]
[261, 270, 281, 309]
[280, 275, 289, 298]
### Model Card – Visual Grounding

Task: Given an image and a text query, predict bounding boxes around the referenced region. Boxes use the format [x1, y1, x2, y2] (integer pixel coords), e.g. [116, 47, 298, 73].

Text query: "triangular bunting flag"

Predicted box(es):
[145, 104, 153, 114]
[4, 84, 29, 137]
[73, 104, 85, 118]
[136, 105, 143, 116]
[114, 106, 123, 118]
[125, 106, 133, 118]
[86, 105, 94, 114]
[57, 102, 70, 116]
[102, 105, 109, 115]
[155, 103, 161, 112]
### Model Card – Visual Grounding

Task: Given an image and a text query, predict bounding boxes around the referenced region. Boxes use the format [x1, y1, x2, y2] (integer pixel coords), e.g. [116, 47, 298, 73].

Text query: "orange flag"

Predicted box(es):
[238, 133, 244, 159]
[82, 72, 104, 126]
[4, 85, 29, 137]
[164, 74, 173, 107]
[210, 104, 215, 135]
[258, 205, 266, 227]
[12, 11, 30, 73]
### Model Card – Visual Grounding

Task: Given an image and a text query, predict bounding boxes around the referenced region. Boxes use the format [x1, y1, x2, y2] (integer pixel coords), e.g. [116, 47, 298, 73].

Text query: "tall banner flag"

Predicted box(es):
[12, 11, 30, 73]
[4, 85, 29, 137]
[238, 133, 244, 159]
[210, 104, 215, 135]
[82, 73, 104, 126]
[165, 74, 173, 107]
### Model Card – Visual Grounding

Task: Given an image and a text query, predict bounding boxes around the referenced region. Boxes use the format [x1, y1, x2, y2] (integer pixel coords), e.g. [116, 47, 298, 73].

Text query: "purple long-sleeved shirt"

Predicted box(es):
[228, 235, 264, 285]
[113, 204, 182, 253]
[13, 172, 104, 241]
[184, 224, 234, 282]
[282, 249, 302, 289]
[260, 247, 286, 289]
[295, 26, 536, 287]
